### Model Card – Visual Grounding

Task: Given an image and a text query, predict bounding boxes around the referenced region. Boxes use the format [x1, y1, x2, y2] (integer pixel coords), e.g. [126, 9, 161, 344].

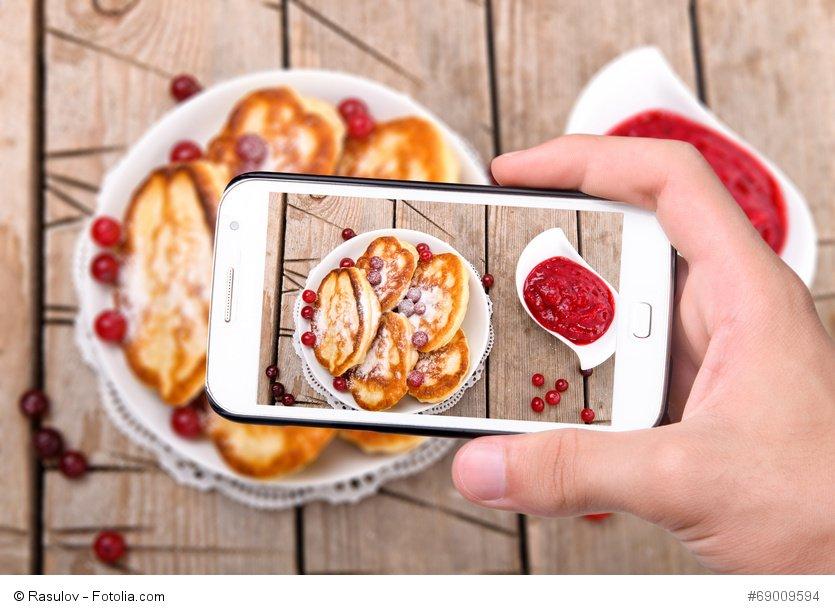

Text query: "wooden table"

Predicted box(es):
[1, 0, 832, 574]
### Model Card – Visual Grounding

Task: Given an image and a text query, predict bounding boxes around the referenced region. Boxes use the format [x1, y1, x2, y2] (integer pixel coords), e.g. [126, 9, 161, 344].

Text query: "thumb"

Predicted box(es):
[452, 427, 681, 520]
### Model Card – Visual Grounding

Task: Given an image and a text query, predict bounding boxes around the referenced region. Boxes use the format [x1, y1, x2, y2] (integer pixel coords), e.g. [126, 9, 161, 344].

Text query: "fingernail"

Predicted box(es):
[455, 441, 507, 501]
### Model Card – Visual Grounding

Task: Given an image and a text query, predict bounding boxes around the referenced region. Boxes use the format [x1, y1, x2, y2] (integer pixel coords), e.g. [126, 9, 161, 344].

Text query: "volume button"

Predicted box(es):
[224, 267, 234, 322]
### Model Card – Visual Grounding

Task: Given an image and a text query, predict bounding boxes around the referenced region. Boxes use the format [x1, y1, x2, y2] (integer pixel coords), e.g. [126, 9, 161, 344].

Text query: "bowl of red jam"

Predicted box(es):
[515, 228, 618, 370]
[565, 46, 817, 286]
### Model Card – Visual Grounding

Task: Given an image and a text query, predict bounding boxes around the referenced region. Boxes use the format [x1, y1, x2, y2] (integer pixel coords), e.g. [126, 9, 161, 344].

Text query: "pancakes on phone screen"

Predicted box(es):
[339, 430, 426, 454]
[206, 413, 335, 478]
[337, 117, 459, 182]
[207, 86, 345, 176]
[347, 312, 418, 411]
[312, 267, 382, 377]
[407, 329, 470, 403]
[355, 236, 418, 311]
[405, 252, 469, 352]
[117, 161, 229, 407]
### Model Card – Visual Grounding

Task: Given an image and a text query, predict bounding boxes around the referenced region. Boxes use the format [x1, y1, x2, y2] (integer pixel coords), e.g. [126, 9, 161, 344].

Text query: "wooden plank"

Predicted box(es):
[43, 0, 291, 574]
[286, 0, 519, 572]
[0, 0, 37, 574]
[43, 470, 296, 574]
[697, 0, 835, 241]
[492, 0, 702, 573]
[257, 193, 286, 404]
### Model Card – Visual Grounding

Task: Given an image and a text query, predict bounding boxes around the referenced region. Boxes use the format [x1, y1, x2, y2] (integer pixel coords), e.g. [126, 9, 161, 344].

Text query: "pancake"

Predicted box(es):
[355, 236, 418, 311]
[339, 430, 426, 454]
[117, 161, 229, 406]
[407, 329, 470, 403]
[337, 116, 459, 182]
[347, 312, 418, 411]
[207, 86, 345, 176]
[406, 252, 469, 352]
[206, 413, 335, 478]
[312, 267, 382, 377]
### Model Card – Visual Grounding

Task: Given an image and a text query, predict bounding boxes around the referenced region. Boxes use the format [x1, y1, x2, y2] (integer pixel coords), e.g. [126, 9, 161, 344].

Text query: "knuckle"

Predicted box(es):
[541, 430, 584, 512]
[650, 438, 697, 486]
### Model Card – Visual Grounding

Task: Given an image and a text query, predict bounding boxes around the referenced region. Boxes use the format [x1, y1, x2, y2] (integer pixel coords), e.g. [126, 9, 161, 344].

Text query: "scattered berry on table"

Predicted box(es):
[94, 310, 127, 343]
[555, 378, 569, 392]
[300, 305, 314, 320]
[337, 98, 369, 120]
[90, 253, 120, 284]
[93, 530, 126, 564]
[332, 377, 348, 392]
[531, 397, 545, 413]
[271, 382, 285, 398]
[341, 228, 356, 241]
[265, 364, 279, 380]
[33, 427, 64, 459]
[545, 390, 561, 405]
[19, 389, 49, 420]
[170, 73, 202, 102]
[235, 133, 268, 164]
[91, 216, 122, 247]
[301, 331, 316, 347]
[171, 405, 202, 439]
[531, 373, 545, 387]
[407, 370, 425, 388]
[282, 394, 296, 406]
[346, 113, 375, 139]
[580, 367, 593, 377]
[481, 273, 494, 290]
[340, 257, 355, 268]
[580, 407, 595, 424]
[169, 140, 202, 163]
[59, 450, 88, 479]
[302, 290, 317, 303]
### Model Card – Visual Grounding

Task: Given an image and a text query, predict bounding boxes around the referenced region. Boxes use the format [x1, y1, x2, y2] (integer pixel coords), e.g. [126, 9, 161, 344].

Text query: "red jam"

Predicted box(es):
[523, 257, 614, 345]
[608, 109, 787, 253]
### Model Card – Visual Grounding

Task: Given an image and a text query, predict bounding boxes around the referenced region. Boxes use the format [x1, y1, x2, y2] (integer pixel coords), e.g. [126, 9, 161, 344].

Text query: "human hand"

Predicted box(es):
[452, 135, 835, 573]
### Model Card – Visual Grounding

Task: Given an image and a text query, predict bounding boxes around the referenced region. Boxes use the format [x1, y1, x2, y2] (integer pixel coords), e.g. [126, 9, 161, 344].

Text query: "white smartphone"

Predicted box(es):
[206, 173, 674, 437]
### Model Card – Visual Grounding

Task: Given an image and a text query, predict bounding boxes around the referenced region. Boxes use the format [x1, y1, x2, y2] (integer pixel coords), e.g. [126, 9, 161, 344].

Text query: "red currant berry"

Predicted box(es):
[580, 367, 593, 377]
[301, 331, 316, 347]
[265, 364, 279, 380]
[555, 378, 569, 392]
[481, 273, 494, 289]
[33, 427, 64, 459]
[338, 98, 369, 119]
[416, 243, 430, 253]
[530, 397, 545, 413]
[346, 113, 375, 139]
[90, 253, 120, 284]
[580, 407, 595, 424]
[19, 389, 49, 420]
[301, 305, 314, 320]
[94, 310, 127, 343]
[93, 530, 126, 564]
[271, 382, 285, 398]
[59, 450, 88, 479]
[545, 390, 561, 405]
[531, 373, 545, 387]
[171, 405, 202, 439]
[235, 133, 268, 163]
[170, 73, 202, 101]
[407, 370, 425, 388]
[282, 394, 296, 406]
[90, 216, 122, 247]
[332, 377, 348, 392]
[340, 257, 355, 268]
[583, 513, 612, 522]
[169, 139, 202, 163]
[411, 331, 429, 348]
[302, 290, 317, 303]
[341, 228, 356, 241]
[418, 249, 432, 262]
[369, 256, 384, 270]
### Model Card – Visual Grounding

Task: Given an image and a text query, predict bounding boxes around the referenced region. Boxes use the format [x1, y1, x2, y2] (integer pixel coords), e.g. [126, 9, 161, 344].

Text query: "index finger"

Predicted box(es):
[491, 134, 767, 266]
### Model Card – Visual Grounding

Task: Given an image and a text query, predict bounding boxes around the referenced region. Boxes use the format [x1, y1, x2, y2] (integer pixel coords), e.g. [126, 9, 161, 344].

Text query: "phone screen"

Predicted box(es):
[255, 191, 624, 426]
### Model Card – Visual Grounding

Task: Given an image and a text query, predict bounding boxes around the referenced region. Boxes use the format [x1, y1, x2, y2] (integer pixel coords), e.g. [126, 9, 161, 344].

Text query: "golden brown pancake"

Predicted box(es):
[337, 117, 459, 182]
[406, 253, 469, 352]
[339, 430, 426, 454]
[408, 329, 470, 403]
[346, 312, 418, 411]
[117, 161, 229, 407]
[312, 267, 381, 377]
[207, 87, 344, 176]
[206, 413, 335, 478]
[355, 236, 418, 311]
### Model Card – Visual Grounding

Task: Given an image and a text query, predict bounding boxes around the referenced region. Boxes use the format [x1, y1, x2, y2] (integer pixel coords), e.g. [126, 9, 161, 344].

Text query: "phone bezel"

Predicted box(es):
[206, 173, 674, 437]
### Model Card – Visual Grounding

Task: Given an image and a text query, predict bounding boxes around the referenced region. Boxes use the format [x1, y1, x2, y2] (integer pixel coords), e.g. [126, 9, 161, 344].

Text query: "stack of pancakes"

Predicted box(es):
[115, 86, 462, 479]
[312, 235, 471, 413]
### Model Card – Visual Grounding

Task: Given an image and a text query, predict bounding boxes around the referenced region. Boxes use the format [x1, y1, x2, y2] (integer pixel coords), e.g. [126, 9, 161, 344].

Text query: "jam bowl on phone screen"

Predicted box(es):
[206, 175, 674, 437]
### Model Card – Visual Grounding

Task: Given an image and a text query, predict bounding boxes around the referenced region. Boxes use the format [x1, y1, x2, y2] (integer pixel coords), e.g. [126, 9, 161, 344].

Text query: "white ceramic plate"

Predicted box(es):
[296, 229, 490, 412]
[565, 47, 817, 286]
[78, 70, 488, 491]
